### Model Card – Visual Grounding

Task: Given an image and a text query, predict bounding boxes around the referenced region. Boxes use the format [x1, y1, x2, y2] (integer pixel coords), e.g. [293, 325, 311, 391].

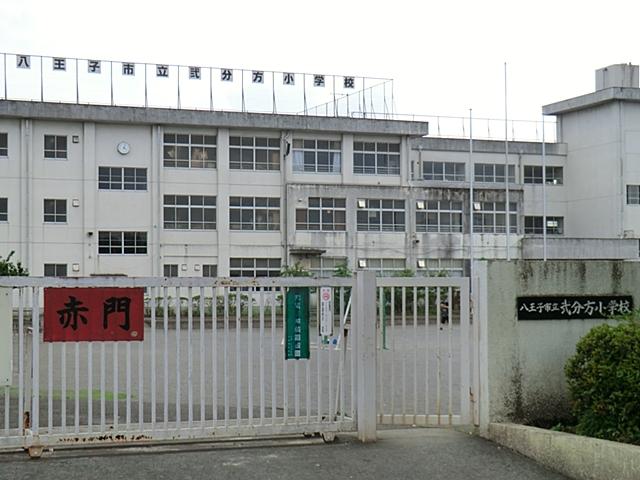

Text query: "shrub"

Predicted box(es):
[0, 251, 28, 276]
[565, 314, 640, 444]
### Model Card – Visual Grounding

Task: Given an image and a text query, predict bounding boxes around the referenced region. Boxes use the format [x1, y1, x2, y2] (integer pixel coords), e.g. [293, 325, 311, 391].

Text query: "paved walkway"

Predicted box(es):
[0, 428, 568, 480]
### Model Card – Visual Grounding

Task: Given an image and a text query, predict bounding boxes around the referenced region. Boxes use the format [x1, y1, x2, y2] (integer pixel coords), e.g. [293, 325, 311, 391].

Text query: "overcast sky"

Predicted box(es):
[1, 0, 638, 123]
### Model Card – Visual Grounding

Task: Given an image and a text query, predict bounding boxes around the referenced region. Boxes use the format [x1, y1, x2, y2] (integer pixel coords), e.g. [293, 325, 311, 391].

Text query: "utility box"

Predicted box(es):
[0, 288, 11, 386]
[595, 64, 639, 90]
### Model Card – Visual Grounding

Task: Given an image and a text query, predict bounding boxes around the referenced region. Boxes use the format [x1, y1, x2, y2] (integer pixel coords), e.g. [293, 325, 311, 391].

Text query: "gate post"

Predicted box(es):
[355, 271, 377, 442]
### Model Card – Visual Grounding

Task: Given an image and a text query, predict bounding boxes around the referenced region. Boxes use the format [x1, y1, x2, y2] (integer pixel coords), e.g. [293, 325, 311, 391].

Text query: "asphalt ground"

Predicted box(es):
[0, 428, 569, 480]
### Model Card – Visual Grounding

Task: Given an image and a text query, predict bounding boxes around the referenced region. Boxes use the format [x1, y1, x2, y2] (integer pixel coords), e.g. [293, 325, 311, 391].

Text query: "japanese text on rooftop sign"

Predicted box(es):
[516, 295, 633, 320]
[44, 288, 144, 342]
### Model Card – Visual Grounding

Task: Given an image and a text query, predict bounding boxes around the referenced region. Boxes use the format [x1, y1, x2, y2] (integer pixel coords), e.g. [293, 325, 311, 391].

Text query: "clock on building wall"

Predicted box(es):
[117, 141, 130, 155]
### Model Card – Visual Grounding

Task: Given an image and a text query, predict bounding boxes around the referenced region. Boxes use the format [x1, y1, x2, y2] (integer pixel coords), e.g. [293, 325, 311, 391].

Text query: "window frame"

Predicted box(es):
[356, 198, 405, 232]
[229, 258, 281, 277]
[163, 195, 216, 230]
[98, 166, 148, 191]
[627, 185, 640, 205]
[353, 141, 401, 175]
[163, 133, 217, 169]
[0, 197, 7, 222]
[359, 258, 406, 277]
[422, 161, 465, 181]
[202, 264, 218, 277]
[0, 132, 8, 157]
[474, 163, 516, 183]
[523, 165, 564, 185]
[416, 200, 463, 233]
[292, 139, 342, 174]
[43, 199, 67, 224]
[524, 216, 564, 235]
[44, 263, 68, 277]
[44, 135, 68, 160]
[98, 231, 148, 255]
[472, 201, 518, 234]
[306, 257, 347, 278]
[163, 264, 179, 277]
[229, 136, 280, 171]
[229, 196, 280, 231]
[295, 197, 346, 231]
[418, 259, 465, 277]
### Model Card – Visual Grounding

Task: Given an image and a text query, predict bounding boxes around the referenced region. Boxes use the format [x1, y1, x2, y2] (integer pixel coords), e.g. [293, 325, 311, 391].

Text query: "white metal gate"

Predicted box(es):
[0, 273, 476, 453]
[375, 276, 475, 426]
[0, 276, 359, 452]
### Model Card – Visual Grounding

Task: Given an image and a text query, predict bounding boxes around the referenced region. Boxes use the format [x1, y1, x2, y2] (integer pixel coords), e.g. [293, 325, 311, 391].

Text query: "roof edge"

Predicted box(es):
[0, 100, 429, 136]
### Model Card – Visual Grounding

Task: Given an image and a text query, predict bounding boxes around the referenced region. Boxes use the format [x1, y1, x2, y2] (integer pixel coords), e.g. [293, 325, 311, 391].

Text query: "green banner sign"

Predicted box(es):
[285, 287, 310, 360]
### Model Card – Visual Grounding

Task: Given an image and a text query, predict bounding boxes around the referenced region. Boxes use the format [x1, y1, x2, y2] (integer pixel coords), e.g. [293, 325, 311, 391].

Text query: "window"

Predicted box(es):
[229, 197, 280, 231]
[524, 216, 564, 235]
[418, 259, 464, 277]
[163, 133, 216, 168]
[416, 200, 463, 233]
[230, 258, 281, 277]
[292, 139, 341, 173]
[163, 264, 179, 277]
[0, 198, 6, 222]
[296, 197, 346, 231]
[230, 136, 280, 171]
[44, 264, 67, 277]
[356, 199, 405, 232]
[202, 264, 217, 277]
[98, 231, 147, 254]
[0, 133, 7, 157]
[423, 161, 465, 181]
[98, 167, 147, 191]
[353, 141, 400, 175]
[627, 185, 640, 204]
[474, 163, 515, 183]
[358, 258, 406, 277]
[44, 135, 67, 159]
[43, 199, 67, 223]
[523, 166, 563, 185]
[306, 257, 347, 277]
[163, 195, 216, 230]
[472, 201, 518, 234]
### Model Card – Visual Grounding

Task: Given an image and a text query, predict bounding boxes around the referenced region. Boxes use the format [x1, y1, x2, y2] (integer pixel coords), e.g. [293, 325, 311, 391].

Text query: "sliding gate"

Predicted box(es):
[0, 276, 358, 452]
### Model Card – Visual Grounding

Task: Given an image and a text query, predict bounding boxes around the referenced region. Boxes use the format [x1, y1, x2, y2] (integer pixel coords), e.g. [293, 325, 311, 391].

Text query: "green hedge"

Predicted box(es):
[565, 316, 640, 444]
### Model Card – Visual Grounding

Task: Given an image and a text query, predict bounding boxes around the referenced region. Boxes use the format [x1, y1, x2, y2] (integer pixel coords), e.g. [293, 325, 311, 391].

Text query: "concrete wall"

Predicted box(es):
[475, 260, 640, 431]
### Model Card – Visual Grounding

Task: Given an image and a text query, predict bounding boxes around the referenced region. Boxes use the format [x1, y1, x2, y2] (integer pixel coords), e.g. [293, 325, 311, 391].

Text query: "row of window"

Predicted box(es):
[2, 133, 401, 176]
[42, 258, 464, 278]
[423, 162, 564, 184]
[2, 134, 569, 186]
[0, 196, 564, 235]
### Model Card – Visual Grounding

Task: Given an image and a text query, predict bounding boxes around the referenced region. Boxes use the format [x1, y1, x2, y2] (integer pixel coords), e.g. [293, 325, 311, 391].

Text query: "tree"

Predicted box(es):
[0, 251, 28, 276]
[280, 262, 312, 277]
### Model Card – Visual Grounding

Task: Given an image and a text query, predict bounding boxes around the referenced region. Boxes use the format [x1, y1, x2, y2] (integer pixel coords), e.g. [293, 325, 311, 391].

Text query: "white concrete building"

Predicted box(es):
[1, 63, 639, 278]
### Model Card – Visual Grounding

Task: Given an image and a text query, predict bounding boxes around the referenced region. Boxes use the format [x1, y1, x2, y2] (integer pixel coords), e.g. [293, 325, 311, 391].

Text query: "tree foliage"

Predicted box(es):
[0, 251, 28, 276]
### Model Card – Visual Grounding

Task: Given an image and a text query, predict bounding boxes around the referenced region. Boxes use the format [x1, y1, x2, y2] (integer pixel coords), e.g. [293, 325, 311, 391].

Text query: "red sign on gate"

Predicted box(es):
[44, 288, 144, 342]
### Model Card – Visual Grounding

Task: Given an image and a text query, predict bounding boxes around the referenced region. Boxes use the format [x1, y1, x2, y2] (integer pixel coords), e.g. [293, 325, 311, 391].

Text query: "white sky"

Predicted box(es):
[1, 0, 639, 122]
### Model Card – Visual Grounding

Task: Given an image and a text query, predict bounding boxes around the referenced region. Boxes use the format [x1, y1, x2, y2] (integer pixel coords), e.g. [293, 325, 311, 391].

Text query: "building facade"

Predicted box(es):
[1, 64, 639, 278]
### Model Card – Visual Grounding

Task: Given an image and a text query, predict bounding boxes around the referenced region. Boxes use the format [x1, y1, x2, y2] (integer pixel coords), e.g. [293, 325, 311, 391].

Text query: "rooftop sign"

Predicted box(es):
[0, 52, 394, 118]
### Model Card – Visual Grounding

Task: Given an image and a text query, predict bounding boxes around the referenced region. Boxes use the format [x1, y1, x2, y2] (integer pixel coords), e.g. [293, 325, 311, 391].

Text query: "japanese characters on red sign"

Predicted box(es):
[44, 288, 144, 342]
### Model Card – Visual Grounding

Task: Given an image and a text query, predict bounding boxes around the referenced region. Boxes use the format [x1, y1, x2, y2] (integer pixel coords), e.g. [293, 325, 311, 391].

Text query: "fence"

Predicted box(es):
[353, 112, 557, 143]
[0, 272, 475, 455]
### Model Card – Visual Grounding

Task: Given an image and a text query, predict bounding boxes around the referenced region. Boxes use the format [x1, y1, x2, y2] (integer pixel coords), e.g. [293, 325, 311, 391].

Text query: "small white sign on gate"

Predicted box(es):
[319, 287, 333, 337]
[0, 288, 12, 386]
